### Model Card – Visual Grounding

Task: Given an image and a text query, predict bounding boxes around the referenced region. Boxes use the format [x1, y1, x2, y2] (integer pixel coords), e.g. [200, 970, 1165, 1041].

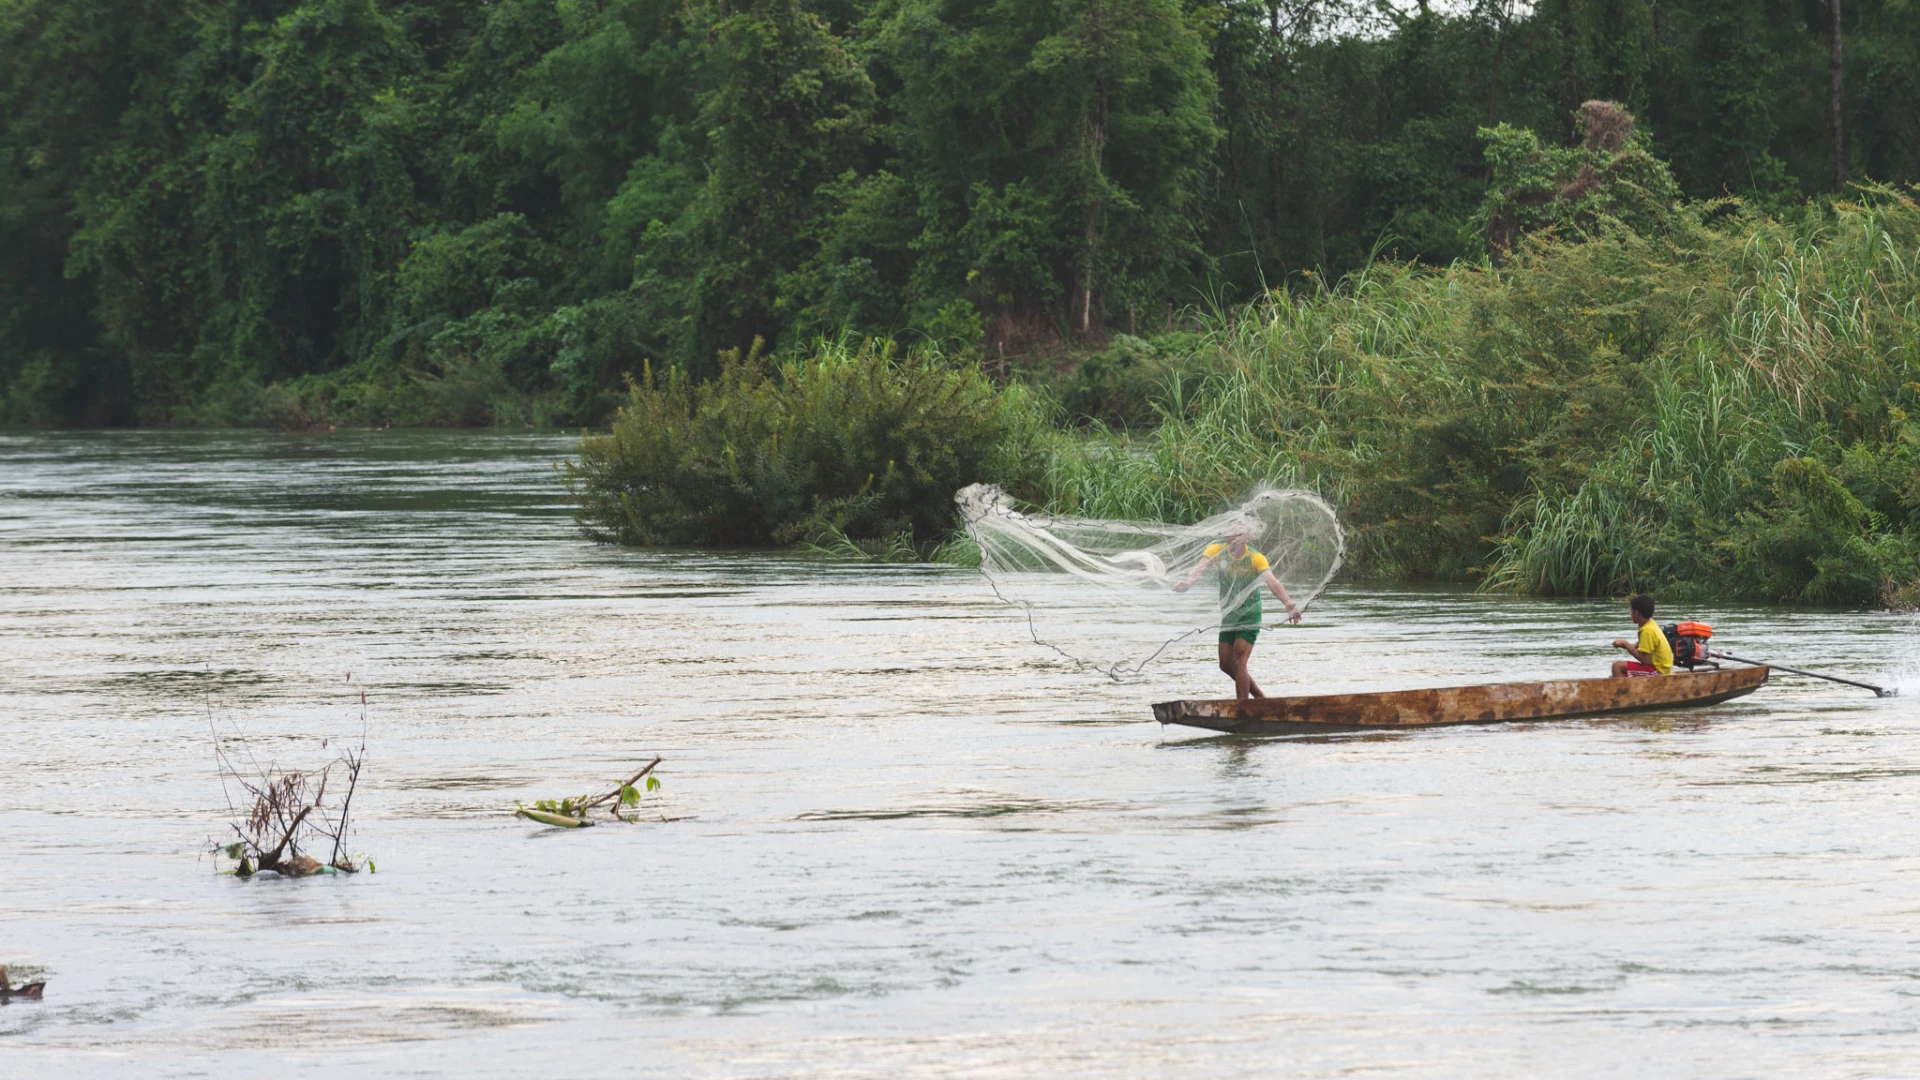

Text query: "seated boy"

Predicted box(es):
[1611, 594, 1674, 677]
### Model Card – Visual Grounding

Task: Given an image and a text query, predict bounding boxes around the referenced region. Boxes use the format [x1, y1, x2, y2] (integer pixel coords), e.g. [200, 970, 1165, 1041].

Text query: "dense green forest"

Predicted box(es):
[5, 0, 1917, 427]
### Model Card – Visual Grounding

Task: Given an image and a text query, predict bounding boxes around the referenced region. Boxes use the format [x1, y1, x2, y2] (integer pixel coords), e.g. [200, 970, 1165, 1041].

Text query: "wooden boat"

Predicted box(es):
[1153, 665, 1769, 736]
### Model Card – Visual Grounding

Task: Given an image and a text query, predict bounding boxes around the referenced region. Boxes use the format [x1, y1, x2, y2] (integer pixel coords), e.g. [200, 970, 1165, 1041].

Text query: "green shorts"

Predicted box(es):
[1218, 628, 1259, 645]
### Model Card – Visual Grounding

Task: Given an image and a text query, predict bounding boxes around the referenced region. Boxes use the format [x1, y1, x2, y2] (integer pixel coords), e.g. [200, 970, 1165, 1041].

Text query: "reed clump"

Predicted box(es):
[1046, 186, 1920, 605]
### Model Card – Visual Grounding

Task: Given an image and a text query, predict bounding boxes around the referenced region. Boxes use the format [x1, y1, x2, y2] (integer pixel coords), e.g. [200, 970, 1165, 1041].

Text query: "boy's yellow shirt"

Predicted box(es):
[1637, 620, 1675, 674]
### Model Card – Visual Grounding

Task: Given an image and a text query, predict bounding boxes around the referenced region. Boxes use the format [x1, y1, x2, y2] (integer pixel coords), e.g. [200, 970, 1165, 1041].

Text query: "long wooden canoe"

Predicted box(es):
[1153, 665, 1769, 735]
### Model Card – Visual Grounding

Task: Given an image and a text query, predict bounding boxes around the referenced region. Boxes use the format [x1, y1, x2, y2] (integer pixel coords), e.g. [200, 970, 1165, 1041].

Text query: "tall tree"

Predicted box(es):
[629, 0, 874, 367]
[879, 0, 1217, 342]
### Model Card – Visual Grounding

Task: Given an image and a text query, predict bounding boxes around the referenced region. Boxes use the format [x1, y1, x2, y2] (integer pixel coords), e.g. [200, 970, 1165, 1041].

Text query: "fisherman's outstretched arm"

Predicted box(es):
[1264, 570, 1302, 623]
[1173, 554, 1221, 593]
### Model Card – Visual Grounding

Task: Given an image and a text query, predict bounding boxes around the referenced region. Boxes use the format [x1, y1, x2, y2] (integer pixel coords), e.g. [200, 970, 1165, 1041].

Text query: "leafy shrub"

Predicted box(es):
[1048, 333, 1206, 429]
[1479, 101, 1684, 256]
[566, 338, 1048, 549]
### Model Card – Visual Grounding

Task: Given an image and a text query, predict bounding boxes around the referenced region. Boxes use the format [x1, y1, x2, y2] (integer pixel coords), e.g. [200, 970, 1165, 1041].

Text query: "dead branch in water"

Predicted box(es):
[209, 674, 370, 877]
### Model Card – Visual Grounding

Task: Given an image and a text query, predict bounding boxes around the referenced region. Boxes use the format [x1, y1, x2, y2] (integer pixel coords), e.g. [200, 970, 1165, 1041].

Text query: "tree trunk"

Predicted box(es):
[1082, 85, 1107, 334]
[1485, 11, 1506, 128]
[1829, 0, 1846, 188]
[1079, 0, 1108, 336]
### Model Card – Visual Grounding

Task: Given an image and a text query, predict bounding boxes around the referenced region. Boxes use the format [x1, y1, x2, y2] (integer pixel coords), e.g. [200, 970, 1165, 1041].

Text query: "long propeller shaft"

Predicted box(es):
[1710, 651, 1894, 697]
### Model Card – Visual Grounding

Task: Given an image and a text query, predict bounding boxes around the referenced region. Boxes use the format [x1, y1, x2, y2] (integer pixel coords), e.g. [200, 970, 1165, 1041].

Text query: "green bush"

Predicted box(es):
[1047, 333, 1206, 429]
[1479, 101, 1684, 256]
[565, 338, 1048, 549]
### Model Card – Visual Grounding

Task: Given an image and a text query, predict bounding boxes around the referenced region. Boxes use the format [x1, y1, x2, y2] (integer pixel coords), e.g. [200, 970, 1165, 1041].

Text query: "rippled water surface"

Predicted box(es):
[4, 431, 1920, 1078]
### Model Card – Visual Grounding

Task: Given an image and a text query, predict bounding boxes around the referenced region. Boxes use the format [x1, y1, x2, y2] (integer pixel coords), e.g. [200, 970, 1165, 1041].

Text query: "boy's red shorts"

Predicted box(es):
[1620, 661, 1661, 677]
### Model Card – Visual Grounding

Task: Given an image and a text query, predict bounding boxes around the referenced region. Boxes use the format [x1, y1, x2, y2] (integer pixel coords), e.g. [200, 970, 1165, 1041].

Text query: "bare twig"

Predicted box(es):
[329, 750, 363, 868]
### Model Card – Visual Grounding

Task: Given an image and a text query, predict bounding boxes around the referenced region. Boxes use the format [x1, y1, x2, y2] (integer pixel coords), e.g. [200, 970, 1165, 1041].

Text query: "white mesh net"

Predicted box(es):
[956, 484, 1345, 678]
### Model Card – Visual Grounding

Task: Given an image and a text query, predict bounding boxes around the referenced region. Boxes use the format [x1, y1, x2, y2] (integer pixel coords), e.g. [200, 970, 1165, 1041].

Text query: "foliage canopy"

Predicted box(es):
[7, 0, 1919, 425]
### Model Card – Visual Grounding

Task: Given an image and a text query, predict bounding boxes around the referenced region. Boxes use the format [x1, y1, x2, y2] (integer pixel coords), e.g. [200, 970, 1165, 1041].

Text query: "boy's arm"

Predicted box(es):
[1263, 569, 1302, 623]
[1612, 638, 1652, 663]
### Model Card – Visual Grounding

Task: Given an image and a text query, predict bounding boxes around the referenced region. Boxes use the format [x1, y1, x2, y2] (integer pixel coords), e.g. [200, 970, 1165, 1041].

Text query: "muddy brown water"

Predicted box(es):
[3, 431, 1918, 1078]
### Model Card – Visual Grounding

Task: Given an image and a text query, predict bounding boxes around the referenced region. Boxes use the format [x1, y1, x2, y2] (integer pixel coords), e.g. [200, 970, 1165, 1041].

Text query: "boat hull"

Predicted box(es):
[1153, 665, 1769, 735]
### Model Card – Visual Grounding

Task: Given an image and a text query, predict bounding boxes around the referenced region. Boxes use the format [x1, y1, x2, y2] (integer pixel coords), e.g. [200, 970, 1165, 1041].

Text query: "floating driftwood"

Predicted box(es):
[0, 967, 45, 1002]
[516, 757, 663, 828]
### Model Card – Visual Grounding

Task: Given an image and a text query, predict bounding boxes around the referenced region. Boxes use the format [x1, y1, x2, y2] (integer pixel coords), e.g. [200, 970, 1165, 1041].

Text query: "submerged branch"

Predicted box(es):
[516, 757, 665, 827]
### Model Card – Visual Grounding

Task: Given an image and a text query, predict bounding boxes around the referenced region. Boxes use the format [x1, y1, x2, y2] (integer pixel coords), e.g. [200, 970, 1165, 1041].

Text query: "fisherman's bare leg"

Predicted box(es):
[1236, 639, 1264, 698]
[1218, 638, 1263, 700]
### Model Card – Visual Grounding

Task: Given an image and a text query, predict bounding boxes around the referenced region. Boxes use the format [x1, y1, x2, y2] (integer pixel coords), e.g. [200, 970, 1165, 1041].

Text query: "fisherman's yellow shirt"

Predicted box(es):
[1202, 543, 1271, 627]
[1201, 544, 1270, 577]
[1638, 620, 1675, 675]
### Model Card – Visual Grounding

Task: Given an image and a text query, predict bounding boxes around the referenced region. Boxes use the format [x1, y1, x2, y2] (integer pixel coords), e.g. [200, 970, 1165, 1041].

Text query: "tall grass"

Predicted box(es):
[1047, 186, 1920, 604]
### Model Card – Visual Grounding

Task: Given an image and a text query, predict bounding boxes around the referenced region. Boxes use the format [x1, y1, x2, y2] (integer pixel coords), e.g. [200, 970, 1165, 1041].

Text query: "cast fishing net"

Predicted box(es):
[956, 484, 1345, 678]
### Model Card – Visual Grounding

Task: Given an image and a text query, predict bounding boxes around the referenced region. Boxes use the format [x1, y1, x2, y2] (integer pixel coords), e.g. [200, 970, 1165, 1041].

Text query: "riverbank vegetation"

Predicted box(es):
[1048, 187, 1920, 606]
[572, 181, 1920, 605]
[10, 2, 1920, 604]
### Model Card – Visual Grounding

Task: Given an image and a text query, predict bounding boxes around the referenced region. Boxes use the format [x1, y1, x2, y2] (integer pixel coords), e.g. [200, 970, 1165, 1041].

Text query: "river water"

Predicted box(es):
[2, 431, 1918, 1078]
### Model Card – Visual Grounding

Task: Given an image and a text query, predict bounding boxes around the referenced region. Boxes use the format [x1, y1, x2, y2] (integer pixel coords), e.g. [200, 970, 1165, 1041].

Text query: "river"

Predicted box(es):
[2, 431, 1918, 1078]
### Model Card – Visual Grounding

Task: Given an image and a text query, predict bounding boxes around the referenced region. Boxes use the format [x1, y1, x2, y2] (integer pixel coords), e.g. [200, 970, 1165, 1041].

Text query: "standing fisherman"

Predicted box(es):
[1173, 521, 1301, 700]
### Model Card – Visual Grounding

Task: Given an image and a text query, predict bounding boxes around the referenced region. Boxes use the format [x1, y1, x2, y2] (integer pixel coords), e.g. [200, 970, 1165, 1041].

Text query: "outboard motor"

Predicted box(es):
[1662, 621, 1716, 670]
